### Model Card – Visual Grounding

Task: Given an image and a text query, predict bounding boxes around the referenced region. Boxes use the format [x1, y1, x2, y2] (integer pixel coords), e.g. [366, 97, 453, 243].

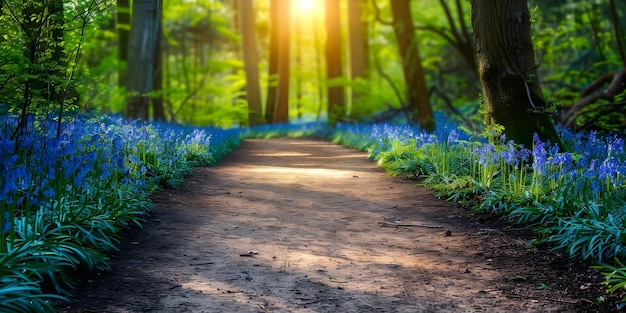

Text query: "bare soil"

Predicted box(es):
[57, 138, 620, 312]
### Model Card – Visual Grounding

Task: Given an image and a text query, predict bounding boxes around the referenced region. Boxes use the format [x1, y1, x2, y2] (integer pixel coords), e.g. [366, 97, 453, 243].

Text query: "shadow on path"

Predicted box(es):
[57, 138, 589, 313]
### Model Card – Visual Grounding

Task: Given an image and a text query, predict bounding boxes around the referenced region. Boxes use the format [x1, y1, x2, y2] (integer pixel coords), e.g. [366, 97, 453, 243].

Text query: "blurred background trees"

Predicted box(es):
[0, 0, 625, 135]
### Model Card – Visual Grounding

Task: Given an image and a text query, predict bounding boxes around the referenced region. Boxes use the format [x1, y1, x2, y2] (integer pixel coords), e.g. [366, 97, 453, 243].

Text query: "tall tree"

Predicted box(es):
[239, 0, 263, 126]
[347, 0, 369, 115]
[264, 0, 280, 123]
[17, 1, 44, 137]
[152, 0, 166, 121]
[273, 0, 290, 123]
[116, 0, 131, 89]
[325, 0, 345, 124]
[294, 2, 304, 120]
[471, 0, 561, 147]
[390, 0, 434, 131]
[124, 0, 161, 120]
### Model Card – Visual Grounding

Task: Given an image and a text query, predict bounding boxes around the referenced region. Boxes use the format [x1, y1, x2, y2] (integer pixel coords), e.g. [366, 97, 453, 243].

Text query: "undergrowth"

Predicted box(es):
[0, 115, 239, 311]
[329, 123, 626, 307]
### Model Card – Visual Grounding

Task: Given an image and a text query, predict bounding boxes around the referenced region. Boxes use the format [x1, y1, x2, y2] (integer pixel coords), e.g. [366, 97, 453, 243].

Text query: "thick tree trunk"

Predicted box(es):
[239, 0, 263, 126]
[348, 0, 368, 115]
[273, 0, 290, 123]
[471, 0, 561, 147]
[116, 0, 131, 89]
[390, 0, 434, 131]
[125, 0, 161, 120]
[265, 0, 280, 123]
[325, 0, 345, 125]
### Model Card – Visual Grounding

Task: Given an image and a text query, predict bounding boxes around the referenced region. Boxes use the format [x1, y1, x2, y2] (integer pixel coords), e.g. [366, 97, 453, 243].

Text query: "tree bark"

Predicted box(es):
[471, 0, 561, 147]
[239, 0, 263, 126]
[273, 0, 290, 123]
[325, 0, 345, 125]
[124, 0, 161, 120]
[116, 0, 131, 89]
[16, 1, 42, 137]
[265, 0, 280, 123]
[390, 0, 434, 131]
[348, 0, 368, 115]
[152, 0, 165, 121]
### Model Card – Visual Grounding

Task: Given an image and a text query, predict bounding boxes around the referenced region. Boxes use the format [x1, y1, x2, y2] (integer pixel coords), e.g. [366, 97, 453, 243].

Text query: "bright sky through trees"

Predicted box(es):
[297, 0, 316, 12]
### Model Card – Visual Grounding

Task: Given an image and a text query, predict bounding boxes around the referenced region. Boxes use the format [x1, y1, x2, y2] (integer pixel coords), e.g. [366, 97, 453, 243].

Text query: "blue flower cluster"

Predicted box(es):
[331, 121, 626, 261]
[0, 114, 240, 244]
[334, 122, 625, 214]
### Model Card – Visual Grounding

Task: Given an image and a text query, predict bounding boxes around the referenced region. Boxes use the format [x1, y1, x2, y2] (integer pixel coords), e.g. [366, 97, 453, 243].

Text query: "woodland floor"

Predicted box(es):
[56, 138, 622, 312]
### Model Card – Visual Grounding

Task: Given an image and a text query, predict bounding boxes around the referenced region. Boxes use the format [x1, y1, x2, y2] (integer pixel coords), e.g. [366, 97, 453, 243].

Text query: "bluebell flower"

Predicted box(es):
[3, 211, 11, 233]
[532, 134, 547, 175]
[43, 187, 55, 198]
[550, 152, 573, 167]
[501, 141, 518, 165]
[477, 144, 495, 166]
[607, 137, 624, 159]
[447, 130, 459, 146]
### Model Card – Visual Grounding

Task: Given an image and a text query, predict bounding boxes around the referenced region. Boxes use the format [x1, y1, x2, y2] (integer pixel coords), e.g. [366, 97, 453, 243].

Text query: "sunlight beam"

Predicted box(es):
[298, 0, 314, 12]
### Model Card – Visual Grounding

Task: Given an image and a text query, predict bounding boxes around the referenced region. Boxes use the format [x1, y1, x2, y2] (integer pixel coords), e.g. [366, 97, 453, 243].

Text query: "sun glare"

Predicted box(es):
[298, 0, 315, 13]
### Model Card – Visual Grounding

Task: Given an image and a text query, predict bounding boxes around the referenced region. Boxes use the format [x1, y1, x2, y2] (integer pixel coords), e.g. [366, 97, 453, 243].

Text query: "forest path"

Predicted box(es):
[58, 138, 588, 312]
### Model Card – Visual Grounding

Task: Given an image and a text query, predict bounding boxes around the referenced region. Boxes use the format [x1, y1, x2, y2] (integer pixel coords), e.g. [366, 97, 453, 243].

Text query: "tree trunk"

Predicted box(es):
[325, 0, 345, 125]
[116, 0, 131, 89]
[48, 0, 69, 138]
[265, 0, 280, 123]
[273, 0, 290, 123]
[152, 0, 165, 121]
[295, 6, 303, 120]
[124, 0, 161, 120]
[239, 0, 263, 126]
[471, 0, 562, 147]
[16, 2, 41, 137]
[390, 0, 434, 131]
[348, 0, 368, 116]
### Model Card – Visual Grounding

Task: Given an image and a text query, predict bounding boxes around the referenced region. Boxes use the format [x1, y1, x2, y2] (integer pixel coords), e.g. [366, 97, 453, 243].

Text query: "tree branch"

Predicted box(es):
[371, 0, 393, 26]
[561, 68, 626, 128]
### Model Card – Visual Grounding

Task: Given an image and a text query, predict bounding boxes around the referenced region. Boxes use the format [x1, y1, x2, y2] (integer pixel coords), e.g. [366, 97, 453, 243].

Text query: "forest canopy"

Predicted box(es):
[0, 0, 625, 134]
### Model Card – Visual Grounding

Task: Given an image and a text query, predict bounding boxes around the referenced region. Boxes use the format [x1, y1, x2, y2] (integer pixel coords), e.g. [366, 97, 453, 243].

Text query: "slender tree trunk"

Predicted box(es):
[348, 0, 368, 115]
[325, 0, 345, 125]
[239, 0, 263, 126]
[471, 0, 562, 147]
[313, 9, 325, 121]
[49, 0, 68, 138]
[124, 0, 161, 120]
[273, 0, 290, 123]
[15, 2, 41, 138]
[152, 0, 165, 121]
[295, 6, 303, 120]
[116, 0, 131, 89]
[265, 0, 280, 123]
[390, 0, 434, 131]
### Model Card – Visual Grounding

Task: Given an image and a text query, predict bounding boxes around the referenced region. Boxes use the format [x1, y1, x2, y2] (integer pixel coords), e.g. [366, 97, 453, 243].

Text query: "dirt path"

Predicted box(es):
[57, 138, 605, 312]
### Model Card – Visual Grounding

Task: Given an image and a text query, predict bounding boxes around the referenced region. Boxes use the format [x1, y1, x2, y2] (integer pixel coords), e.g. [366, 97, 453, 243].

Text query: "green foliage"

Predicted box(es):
[376, 139, 434, 177]
[593, 258, 626, 309]
[330, 122, 626, 270]
[0, 116, 240, 308]
[546, 209, 626, 262]
[0, 0, 115, 137]
[532, 1, 626, 133]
